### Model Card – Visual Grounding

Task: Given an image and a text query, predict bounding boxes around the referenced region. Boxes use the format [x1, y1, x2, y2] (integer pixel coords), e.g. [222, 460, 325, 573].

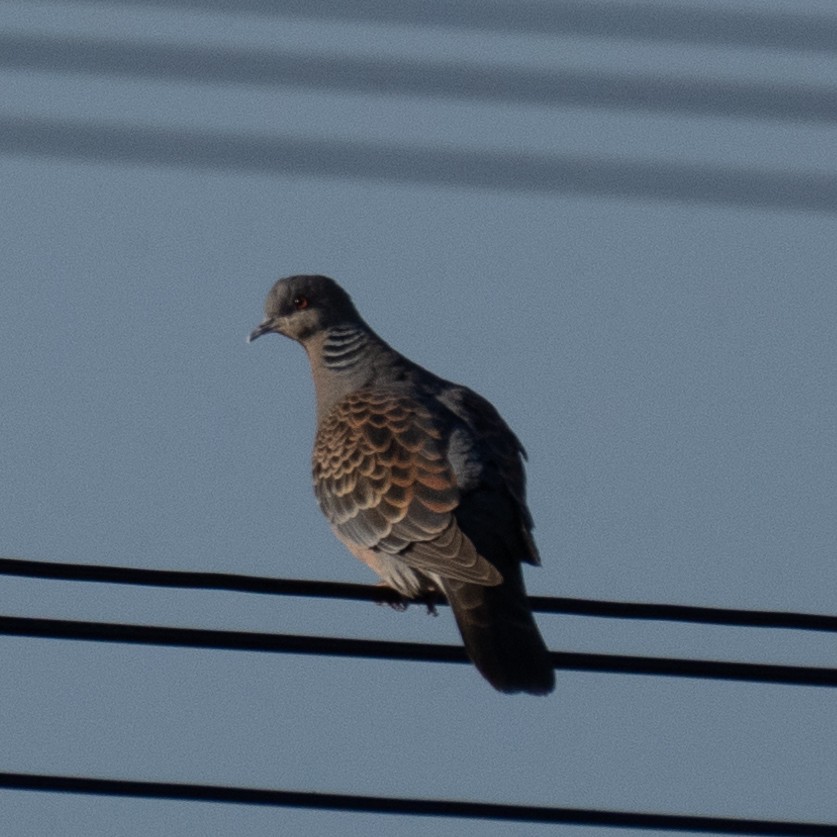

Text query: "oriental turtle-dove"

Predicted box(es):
[249, 275, 554, 695]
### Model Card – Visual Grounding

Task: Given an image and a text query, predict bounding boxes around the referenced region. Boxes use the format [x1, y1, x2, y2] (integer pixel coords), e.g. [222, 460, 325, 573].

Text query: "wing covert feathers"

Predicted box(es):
[313, 390, 502, 586]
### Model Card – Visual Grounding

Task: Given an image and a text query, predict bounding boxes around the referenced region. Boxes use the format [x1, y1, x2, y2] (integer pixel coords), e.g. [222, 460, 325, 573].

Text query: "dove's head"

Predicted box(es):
[248, 274, 363, 344]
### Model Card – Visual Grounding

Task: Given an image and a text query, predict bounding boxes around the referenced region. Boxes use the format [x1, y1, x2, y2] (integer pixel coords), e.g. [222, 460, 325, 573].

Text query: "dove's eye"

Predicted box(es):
[292, 295, 310, 310]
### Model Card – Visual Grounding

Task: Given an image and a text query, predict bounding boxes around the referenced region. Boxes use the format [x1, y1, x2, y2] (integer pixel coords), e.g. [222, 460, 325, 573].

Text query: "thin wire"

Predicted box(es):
[2, 614, 835, 687]
[3, 34, 834, 123]
[1, 117, 835, 213]
[0, 771, 835, 834]
[2, 557, 835, 633]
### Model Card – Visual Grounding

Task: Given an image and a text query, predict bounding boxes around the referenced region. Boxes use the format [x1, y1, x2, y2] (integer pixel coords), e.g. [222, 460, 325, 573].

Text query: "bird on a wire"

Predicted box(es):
[248, 275, 554, 695]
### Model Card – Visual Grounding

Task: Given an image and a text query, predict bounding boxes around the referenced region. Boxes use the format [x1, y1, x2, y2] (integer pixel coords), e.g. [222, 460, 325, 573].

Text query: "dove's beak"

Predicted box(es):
[247, 320, 273, 343]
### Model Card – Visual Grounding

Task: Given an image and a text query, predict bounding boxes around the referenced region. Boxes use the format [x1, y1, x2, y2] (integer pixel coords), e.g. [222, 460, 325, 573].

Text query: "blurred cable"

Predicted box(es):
[62, 0, 837, 52]
[2, 557, 835, 633]
[2, 614, 836, 687]
[1, 117, 835, 212]
[1, 770, 835, 834]
[4, 34, 835, 122]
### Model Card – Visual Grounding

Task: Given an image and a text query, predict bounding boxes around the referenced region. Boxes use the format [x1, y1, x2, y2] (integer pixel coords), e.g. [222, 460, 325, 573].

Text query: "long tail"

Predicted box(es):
[439, 569, 555, 695]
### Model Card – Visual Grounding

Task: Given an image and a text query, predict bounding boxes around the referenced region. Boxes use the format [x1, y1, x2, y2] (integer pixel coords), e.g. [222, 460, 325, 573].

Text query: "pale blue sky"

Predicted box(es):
[2, 2, 836, 835]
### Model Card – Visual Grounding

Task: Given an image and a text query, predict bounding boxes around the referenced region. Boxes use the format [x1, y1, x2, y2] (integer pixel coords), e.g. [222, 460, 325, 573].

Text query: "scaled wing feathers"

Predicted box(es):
[313, 390, 502, 586]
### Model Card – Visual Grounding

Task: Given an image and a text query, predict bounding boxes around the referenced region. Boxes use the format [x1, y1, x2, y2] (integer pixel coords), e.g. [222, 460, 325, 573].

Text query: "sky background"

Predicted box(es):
[2, 1, 836, 834]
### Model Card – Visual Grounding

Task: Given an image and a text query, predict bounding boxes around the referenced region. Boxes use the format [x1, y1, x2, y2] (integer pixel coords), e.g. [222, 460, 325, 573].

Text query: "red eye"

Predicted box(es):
[293, 295, 309, 310]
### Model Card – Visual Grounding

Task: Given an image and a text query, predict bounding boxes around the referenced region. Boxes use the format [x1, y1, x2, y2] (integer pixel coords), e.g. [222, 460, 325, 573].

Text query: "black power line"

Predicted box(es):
[2, 614, 835, 688]
[3, 34, 834, 123]
[2, 557, 835, 633]
[1, 117, 835, 213]
[1, 771, 835, 835]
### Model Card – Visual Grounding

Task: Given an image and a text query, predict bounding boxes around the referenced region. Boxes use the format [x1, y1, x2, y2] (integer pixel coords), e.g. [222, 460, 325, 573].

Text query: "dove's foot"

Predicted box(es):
[372, 583, 441, 615]
[373, 582, 410, 611]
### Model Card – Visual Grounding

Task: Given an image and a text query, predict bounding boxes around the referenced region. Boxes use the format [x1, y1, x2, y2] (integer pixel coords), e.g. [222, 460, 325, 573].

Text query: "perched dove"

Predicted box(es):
[249, 275, 554, 695]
